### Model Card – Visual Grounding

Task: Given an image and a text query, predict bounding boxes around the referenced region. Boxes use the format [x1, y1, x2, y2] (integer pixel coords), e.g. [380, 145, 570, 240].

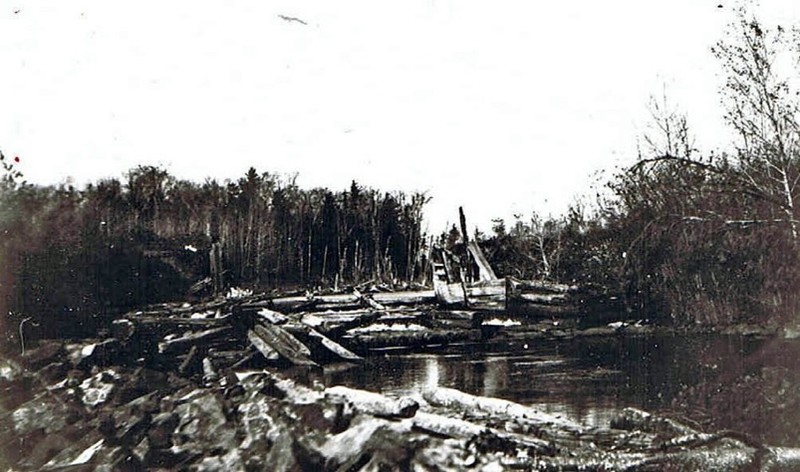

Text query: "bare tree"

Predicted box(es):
[713, 8, 800, 240]
[641, 87, 695, 160]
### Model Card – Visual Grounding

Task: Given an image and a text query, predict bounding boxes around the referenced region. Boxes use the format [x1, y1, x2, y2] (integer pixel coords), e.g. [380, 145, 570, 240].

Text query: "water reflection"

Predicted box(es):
[326, 334, 772, 429]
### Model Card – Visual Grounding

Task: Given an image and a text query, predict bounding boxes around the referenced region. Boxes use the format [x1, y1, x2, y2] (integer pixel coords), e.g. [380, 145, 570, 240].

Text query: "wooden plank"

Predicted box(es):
[230, 348, 260, 369]
[467, 240, 498, 282]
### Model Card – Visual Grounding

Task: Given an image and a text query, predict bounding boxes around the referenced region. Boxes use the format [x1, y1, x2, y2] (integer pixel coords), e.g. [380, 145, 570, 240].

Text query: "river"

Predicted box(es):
[326, 333, 776, 431]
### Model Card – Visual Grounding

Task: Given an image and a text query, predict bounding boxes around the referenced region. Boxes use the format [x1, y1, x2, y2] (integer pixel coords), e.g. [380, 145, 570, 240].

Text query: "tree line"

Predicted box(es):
[464, 9, 800, 327]
[0, 163, 428, 338]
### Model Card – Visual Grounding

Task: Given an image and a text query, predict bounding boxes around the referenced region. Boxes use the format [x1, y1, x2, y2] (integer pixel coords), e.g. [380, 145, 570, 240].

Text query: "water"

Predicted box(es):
[326, 334, 765, 428]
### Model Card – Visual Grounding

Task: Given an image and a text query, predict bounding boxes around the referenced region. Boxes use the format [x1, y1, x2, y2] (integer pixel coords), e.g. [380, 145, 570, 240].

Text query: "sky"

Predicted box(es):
[2, 1, 800, 233]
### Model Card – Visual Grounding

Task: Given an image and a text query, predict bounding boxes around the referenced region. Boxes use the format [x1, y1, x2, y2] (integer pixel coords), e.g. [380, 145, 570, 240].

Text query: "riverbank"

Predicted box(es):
[3, 339, 800, 471]
[2, 290, 800, 469]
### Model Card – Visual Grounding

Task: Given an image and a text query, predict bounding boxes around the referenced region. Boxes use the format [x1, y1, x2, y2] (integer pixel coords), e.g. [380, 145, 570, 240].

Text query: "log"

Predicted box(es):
[246, 329, 280, 362]
[283, 324, 363, 363]
[127, 315, 231, 335]
[324, 386, 418, 418]
[353, 289, 386, 311]
[411, 411, 555, 455]
[158, 326, 231, 355]
[346, 329, 481, 350]
[610, 407, 697, 437]
[232, 305, 283, 333]
[253, 323, 317, 367]
[300, 310, 382, 337]
[422, 386, 583, 434]
[371, 290, 436, 306]
[202, 357, 219, 384]
[270, 297, 319, 313]
[230, 349, 260, 370]
[241, 290, 436, 314]
[178, 345, 201, 376]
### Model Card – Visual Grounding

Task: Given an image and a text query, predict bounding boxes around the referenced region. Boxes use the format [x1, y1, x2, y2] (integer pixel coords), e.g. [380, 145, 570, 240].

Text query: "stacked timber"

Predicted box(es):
[106, 286, 492, 363]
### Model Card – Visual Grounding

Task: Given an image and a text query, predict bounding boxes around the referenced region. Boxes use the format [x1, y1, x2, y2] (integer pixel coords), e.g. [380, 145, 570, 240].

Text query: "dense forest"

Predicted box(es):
[0, 162, 428, 339]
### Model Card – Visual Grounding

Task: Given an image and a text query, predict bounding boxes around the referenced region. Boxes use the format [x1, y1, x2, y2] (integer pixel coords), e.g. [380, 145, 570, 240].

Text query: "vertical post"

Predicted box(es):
[210, 242, 223, 296]
[458, 206, 473, 285]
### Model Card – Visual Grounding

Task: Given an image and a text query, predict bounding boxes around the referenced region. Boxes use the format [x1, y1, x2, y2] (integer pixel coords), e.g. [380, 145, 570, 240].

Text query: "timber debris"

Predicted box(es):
[2, 288, 796, 470]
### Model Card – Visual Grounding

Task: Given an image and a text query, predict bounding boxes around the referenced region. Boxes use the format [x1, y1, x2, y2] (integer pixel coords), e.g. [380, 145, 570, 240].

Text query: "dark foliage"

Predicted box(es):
[0, 162, 428, 344]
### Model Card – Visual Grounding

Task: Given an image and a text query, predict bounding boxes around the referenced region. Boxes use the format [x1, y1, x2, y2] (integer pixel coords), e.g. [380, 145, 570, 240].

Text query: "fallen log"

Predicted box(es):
[299, 310, 382, 337]
[610, 407, 697, 437]
[241, 297, 320, 314]
[254, 308, 288, 325]
[422, 386, 583, 434]
[158, 327, 231, 355]
[246, 329, 280, 362]
[178, 345, 201, 376]
[252, 324, 317, 367]
[230, 349, 260, 370]
[253, 290, 436, 313]
[371, 290, 436, 306]
[127, 315, 232, 334]
[353, 289, 386, 311]
[324, 386, 418, 418]
[283, 325, 363, 363]
[411, 411, 555, 456]
[346, 329, 482, 350]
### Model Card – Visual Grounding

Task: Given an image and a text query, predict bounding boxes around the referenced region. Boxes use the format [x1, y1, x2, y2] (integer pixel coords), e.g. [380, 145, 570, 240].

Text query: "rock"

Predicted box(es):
[8, 396, 69, 436]
[172, 391, 237, 456]
[79, 369, 119, 407]
[196, 449, 245, 471]
[0, 357, 24, 382]
[301, 415, 419, 471]
[0, 359, 35, 411]
[65, 368, 87, 387]
[35, 361, 69, 383]
[41, 435, 105, 469]
[111, 318, 136, 342]
[115, 367, 169, 403]
[101, 392, 159, 446]
[97, 445, 144, 471]
[148, 412, 179, 449]
[20, 341, 65, 370]
[69, 339, 123, 370]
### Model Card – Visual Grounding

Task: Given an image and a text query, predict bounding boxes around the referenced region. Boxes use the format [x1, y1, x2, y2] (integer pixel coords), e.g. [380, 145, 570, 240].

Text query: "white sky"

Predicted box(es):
[2, 1, 800, 232]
